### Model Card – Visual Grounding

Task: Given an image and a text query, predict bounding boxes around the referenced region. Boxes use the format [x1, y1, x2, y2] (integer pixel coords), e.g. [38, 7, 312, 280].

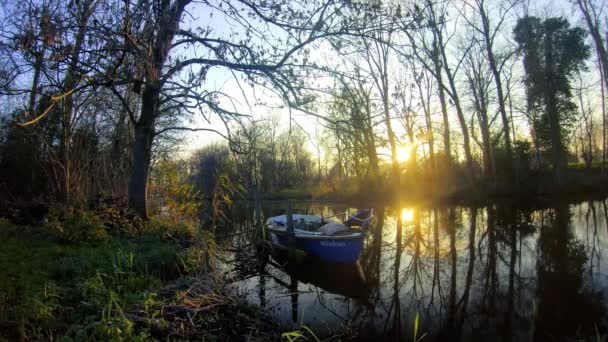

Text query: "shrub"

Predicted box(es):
[44, 206, 108, 242]
[95, 206, 143, 236]
[149, 160, 203, 225]
[145, 216, 197, 242]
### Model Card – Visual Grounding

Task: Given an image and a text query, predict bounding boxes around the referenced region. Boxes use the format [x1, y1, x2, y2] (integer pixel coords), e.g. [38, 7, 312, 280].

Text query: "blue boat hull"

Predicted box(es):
[272, 233, 364, 264]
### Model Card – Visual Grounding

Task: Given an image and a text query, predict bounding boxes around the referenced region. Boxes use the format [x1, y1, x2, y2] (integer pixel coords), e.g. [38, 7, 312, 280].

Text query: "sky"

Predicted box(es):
[176, 1, 324, 156]
[174, 0, 596, 163]
[0, 0, 601, 161]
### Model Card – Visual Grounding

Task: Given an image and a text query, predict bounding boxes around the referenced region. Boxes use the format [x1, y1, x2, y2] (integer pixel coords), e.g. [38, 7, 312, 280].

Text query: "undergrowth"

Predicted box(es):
[0, 214, 198, 341]
[0, 197, 283, 341]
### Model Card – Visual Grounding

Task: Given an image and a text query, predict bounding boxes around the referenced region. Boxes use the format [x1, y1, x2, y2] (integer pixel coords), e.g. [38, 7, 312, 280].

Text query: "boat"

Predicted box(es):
[266, 209, 373, 264]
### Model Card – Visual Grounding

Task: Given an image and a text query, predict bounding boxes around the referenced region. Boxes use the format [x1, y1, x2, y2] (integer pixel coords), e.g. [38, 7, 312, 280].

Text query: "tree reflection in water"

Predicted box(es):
[534, 202, 604, 340]
[228, 200, 608, 341]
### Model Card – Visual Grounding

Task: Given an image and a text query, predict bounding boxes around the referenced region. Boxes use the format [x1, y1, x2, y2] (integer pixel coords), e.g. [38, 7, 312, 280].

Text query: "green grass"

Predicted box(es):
[0, 219, 184, 341]
[567, 160, 607, 169]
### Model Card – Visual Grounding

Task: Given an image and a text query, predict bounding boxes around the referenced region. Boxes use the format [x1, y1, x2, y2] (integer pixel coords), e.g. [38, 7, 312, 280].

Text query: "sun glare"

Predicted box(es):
[397, 145, 411, 163]
[401, 208, 414, 222]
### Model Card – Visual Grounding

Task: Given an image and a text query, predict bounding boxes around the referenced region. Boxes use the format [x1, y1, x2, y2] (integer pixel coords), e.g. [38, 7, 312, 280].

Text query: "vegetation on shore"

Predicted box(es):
[0, 208, 281, 341]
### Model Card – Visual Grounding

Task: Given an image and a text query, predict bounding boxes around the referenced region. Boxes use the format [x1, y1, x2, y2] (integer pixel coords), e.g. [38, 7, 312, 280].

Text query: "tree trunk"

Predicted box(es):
[128, 86, 157, 218]
[433, 42, 452, 160]
[576, 0, 608, 172]
[59, 1, 94, 202]
[441, 52, 476, 182]
[480, 3, 514, 182]
[126, 0, 190, 217]
[28, 52, 43, 116]
[602, 57, 607, 173]
[416, 71, 436, 191]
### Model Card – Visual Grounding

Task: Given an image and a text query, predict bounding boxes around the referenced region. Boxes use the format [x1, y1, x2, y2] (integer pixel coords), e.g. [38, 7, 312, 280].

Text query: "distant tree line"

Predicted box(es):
[187, 121, 315, 198]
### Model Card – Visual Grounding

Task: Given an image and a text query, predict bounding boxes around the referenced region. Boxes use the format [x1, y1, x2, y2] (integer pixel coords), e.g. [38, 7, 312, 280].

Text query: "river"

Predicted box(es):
[221, 199, 608, 341]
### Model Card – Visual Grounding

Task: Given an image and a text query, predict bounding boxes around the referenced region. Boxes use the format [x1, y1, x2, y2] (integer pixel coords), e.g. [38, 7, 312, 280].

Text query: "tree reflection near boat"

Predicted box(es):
[226, 200, 608, 341]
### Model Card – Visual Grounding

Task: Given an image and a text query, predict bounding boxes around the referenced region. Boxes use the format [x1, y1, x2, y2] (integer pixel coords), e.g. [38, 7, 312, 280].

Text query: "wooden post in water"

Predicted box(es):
[254, 187, 263, 238]
[253, 186, 269, 272]
[286, 202, 296, 257]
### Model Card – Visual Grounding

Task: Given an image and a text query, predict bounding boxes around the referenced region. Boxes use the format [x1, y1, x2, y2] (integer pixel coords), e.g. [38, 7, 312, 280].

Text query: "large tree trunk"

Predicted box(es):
[468, 63, 495, 181]
[126, 0, 190, 217]
[128, 129, 151, 217]
[415, 70, 436, 190]
[383, 91, 400, 185]
[128, 86, 157, 218]
[424, 0, 475, 182]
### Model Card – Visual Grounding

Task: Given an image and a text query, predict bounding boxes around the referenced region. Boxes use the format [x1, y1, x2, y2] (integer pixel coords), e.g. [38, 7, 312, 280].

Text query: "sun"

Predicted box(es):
[401, 208, 414, 222]
[397, 145, 411, 163]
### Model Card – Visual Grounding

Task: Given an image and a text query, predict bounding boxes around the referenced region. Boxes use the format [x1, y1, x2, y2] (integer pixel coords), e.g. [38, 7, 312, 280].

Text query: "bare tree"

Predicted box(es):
[462, 0, 520, 182]
[573, 0, 608, 172]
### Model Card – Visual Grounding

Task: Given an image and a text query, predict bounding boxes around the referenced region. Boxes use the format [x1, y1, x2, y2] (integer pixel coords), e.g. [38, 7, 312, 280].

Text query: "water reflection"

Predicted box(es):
[226, 200, 608, 341]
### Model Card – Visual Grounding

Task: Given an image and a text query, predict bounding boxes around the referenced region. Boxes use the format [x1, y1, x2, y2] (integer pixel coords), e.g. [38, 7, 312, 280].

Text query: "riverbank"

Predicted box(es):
[255, 168, 608, 209]
[0, 212, 285, 341]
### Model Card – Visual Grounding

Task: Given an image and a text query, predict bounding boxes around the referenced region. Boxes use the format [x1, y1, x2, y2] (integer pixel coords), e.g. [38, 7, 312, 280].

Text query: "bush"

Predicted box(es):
[95, 206, 143, 236]
[44, 206, 108, 242]
[178, 230, 219, 274]
[39, 204, 147, 242]
[149, 160, 203, 225]
[145, 216, 197, 242]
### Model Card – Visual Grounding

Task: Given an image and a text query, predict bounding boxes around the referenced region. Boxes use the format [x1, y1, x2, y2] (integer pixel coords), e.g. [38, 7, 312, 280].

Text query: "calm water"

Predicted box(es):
[221, 199, 608, 341]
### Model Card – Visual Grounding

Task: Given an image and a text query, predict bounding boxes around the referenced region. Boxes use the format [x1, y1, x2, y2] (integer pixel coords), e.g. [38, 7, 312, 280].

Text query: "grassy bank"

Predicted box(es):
[0, 211, 281, 341]
[0, 220, 180, 340]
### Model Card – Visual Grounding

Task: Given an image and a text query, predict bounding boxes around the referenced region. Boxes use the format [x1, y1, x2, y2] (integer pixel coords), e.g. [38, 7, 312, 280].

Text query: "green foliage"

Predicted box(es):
[493, 140, 534, 180]
[44, 205, 109, 242]
[150, 159, 202, 224]
[282, 325, 320, 342]
[0, 224, 184, 340]
[68, 250, 163, 341]
[144, 217, 220, 274]
[146, 216, 197, 241]
[95, 206, 144, 236]
[282, 326, 321, 342]
[514, 16, 590, 153]
[282, 308, 321, 342]
[42, 205, 145, 242]
[514, 140, 533, 171]
[209, 172, 243, 224]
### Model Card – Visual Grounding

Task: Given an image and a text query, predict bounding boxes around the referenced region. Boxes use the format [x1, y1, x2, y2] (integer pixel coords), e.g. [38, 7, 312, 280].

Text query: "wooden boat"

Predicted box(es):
[266, 209, 373, 264]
